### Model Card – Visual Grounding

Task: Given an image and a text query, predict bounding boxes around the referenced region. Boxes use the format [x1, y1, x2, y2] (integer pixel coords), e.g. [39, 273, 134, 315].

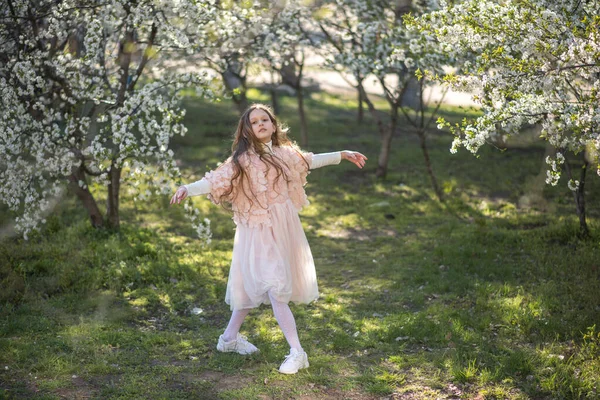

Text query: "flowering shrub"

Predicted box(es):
[0, 0, 216, 240]
[407, 0, 600, 233]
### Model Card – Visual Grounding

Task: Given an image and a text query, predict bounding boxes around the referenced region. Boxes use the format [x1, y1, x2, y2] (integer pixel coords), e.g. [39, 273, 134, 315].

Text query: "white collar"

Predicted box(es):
[261, 140, 273, 152]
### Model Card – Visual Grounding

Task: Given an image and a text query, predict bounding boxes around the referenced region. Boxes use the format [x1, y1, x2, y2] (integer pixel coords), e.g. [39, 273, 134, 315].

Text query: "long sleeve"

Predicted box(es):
[310, 151, 341, 169]
[184, 178, 212, 197]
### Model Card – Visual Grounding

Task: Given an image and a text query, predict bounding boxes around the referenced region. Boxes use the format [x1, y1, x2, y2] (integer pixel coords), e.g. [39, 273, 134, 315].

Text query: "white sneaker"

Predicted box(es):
[216, 333, 259, 355]
[278, 348, 309, 374]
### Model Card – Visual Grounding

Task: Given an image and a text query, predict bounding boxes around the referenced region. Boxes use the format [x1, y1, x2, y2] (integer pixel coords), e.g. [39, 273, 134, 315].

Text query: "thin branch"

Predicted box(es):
[98, 26, 115, 94]
[356, 82, 387, 137]
[128, 22, 158, 91]
[564, 79, 583, 103]
[419, 78, 425, 128]
[377, 75, 396, 106]
[399, 103, 417, 126]
[425, 86, 449, 131]
[318, 23, 343, 53]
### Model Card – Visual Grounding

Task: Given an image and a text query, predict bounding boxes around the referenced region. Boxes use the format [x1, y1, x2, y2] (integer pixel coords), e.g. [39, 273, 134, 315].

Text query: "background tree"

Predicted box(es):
[408, 0, 600, 235]
[314, 0, 451, 198]
[196, 1, 265, 114]
[0, 0, 215, 239]
[255, 1, 313, 147]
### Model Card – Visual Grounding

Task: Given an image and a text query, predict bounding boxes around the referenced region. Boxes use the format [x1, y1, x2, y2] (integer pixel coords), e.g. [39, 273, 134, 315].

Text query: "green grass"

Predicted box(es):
[1, 88, 600, 399]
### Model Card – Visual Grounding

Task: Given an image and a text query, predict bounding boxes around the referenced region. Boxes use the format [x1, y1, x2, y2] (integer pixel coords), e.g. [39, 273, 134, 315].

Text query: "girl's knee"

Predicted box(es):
[268, 290, 289, 308]
[267, 289, 278, 303]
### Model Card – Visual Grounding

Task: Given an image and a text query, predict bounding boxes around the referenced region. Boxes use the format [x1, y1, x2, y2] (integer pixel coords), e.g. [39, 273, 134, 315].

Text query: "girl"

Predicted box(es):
[170, 104, 367, 374]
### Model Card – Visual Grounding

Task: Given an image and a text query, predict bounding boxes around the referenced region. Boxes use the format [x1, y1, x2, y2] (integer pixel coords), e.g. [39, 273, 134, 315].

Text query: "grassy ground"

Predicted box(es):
[1, 88, 600, 399]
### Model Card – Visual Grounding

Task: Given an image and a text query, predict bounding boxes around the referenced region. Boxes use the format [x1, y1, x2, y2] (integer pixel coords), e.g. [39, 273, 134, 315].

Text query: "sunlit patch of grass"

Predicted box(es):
[451, 358, 479, 384]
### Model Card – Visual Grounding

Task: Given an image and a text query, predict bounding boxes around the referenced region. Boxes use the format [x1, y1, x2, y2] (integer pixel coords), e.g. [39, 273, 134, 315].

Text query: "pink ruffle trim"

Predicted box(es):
[203, 146, 313, 228]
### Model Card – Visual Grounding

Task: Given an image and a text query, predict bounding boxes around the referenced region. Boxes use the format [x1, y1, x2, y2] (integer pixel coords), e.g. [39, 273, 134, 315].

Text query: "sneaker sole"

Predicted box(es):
[278, 360, 309, 374]
[216, 344, 259, 355]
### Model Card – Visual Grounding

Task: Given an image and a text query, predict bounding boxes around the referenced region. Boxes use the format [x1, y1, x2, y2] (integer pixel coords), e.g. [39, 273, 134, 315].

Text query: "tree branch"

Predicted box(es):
[128, 22, 158, 92]
[425, 86, 448, 131]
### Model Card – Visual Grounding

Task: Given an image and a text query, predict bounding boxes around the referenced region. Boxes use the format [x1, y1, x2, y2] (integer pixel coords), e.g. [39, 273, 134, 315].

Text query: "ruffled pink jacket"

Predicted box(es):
[203, 145, 315, 228]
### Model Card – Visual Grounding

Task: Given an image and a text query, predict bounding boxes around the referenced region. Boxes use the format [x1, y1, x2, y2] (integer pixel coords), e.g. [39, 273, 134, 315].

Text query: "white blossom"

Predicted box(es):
[408, 0, 600, 189]
[0, 0, 218, 240]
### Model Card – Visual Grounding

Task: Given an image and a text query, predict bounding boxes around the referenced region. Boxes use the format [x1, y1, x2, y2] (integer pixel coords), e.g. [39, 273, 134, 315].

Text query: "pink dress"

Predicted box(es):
[203, 145, 318, 311]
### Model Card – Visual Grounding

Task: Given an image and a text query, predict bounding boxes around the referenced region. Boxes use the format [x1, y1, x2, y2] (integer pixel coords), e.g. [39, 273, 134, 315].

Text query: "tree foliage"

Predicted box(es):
[314, 0, 453, 185]
[0, 0, 215, 239]
[407, 0, 600, 233]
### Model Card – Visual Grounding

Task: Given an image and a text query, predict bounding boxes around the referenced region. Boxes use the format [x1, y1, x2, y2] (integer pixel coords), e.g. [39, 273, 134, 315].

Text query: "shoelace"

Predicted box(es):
[283, 351, 300, 362]
[235, 334, 250, 349]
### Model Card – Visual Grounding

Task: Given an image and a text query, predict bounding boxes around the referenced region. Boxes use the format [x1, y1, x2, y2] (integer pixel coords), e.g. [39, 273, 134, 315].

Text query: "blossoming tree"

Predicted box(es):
[254, 1, 313, 147]
[315, 0, 452, 196]
[1, 0, 215, 240]
[193, 1, 265, 115]
[408, 0, 600, 235]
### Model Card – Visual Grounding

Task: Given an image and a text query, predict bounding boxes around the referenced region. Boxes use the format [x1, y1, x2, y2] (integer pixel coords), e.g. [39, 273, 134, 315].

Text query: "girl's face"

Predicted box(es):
[249, 109, 274, 143]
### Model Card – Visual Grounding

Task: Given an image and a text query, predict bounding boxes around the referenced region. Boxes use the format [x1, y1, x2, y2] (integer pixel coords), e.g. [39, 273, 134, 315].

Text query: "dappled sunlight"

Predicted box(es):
[2, 91, 600, 399]
[158, 293, 174, 313]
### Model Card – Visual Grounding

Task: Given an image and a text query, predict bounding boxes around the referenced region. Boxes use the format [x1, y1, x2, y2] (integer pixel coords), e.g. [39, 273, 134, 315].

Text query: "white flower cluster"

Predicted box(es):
[409, 0, 600, 187]
[183, 203, 212, 246]
[313, 0, 451, 103]
[545, 153, 565, 186]
[193, 1, 266, 96]
[253, 0, 313, 72]
[0, 0, 217, 240]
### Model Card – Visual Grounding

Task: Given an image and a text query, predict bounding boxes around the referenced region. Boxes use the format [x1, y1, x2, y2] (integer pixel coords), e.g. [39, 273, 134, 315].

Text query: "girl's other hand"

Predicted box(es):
[341, 151, 368, 169]
[170, 186, 188, 205]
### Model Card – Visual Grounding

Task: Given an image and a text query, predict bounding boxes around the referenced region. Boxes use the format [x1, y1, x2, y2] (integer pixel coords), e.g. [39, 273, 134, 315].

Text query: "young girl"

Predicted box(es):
[170, 104, 367, 374]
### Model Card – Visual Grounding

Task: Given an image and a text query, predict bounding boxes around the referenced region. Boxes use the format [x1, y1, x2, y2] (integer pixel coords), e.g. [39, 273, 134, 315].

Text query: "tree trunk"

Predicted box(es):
[233, 89, 248, 114]
[106, 163, 122, 229]
[357, 82, 364, 124]
[221, 59, 248, 114]
[68, 165, 104, 228]
[564, 154, 590, 237]
[400, 76, 420, 110]
[269, 71, 281, 114]
[376, 109, 397, 178]
[415, 77, 442, 201]
[270, 87, 280, 114]
[357, 83, 386, 142]
[356, 82, 391, 177]
[575, 161, 589, 237]
[417, 129, 443, 201]
[281, 53, 308, 146]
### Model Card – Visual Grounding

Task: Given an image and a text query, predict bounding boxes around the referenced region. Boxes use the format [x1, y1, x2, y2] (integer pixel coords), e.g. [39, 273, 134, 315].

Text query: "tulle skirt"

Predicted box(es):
[225, 199, 319, 310]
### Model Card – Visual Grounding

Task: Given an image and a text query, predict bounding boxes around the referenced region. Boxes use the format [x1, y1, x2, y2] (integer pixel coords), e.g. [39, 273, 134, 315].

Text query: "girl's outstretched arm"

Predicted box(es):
[310, 151, 367, 169]
[169, 178, 212, 205]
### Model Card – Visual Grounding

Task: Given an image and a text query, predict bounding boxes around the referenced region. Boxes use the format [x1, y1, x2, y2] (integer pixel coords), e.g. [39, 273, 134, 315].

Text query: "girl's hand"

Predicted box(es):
[341, 151, 368, 169]
[170, 186, 188, 205]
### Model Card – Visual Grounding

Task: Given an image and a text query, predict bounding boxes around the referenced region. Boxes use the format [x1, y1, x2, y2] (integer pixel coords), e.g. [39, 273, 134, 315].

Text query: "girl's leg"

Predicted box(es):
[222, 308, 251, 342]
[268, 291, 302, 351]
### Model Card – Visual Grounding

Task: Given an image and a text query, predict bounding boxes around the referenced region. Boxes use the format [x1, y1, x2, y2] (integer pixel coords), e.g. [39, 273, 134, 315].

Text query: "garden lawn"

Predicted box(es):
[1, 89, 599, 399]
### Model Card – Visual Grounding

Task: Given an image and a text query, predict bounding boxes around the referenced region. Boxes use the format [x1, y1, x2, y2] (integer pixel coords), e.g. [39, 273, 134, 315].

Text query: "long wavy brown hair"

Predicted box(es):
[217, 104, 309, 210]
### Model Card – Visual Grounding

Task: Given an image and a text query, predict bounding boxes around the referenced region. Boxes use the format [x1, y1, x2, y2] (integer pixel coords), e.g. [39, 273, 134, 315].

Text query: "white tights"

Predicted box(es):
[222, 291, 303, 351]
[222, 308, 251, 342]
